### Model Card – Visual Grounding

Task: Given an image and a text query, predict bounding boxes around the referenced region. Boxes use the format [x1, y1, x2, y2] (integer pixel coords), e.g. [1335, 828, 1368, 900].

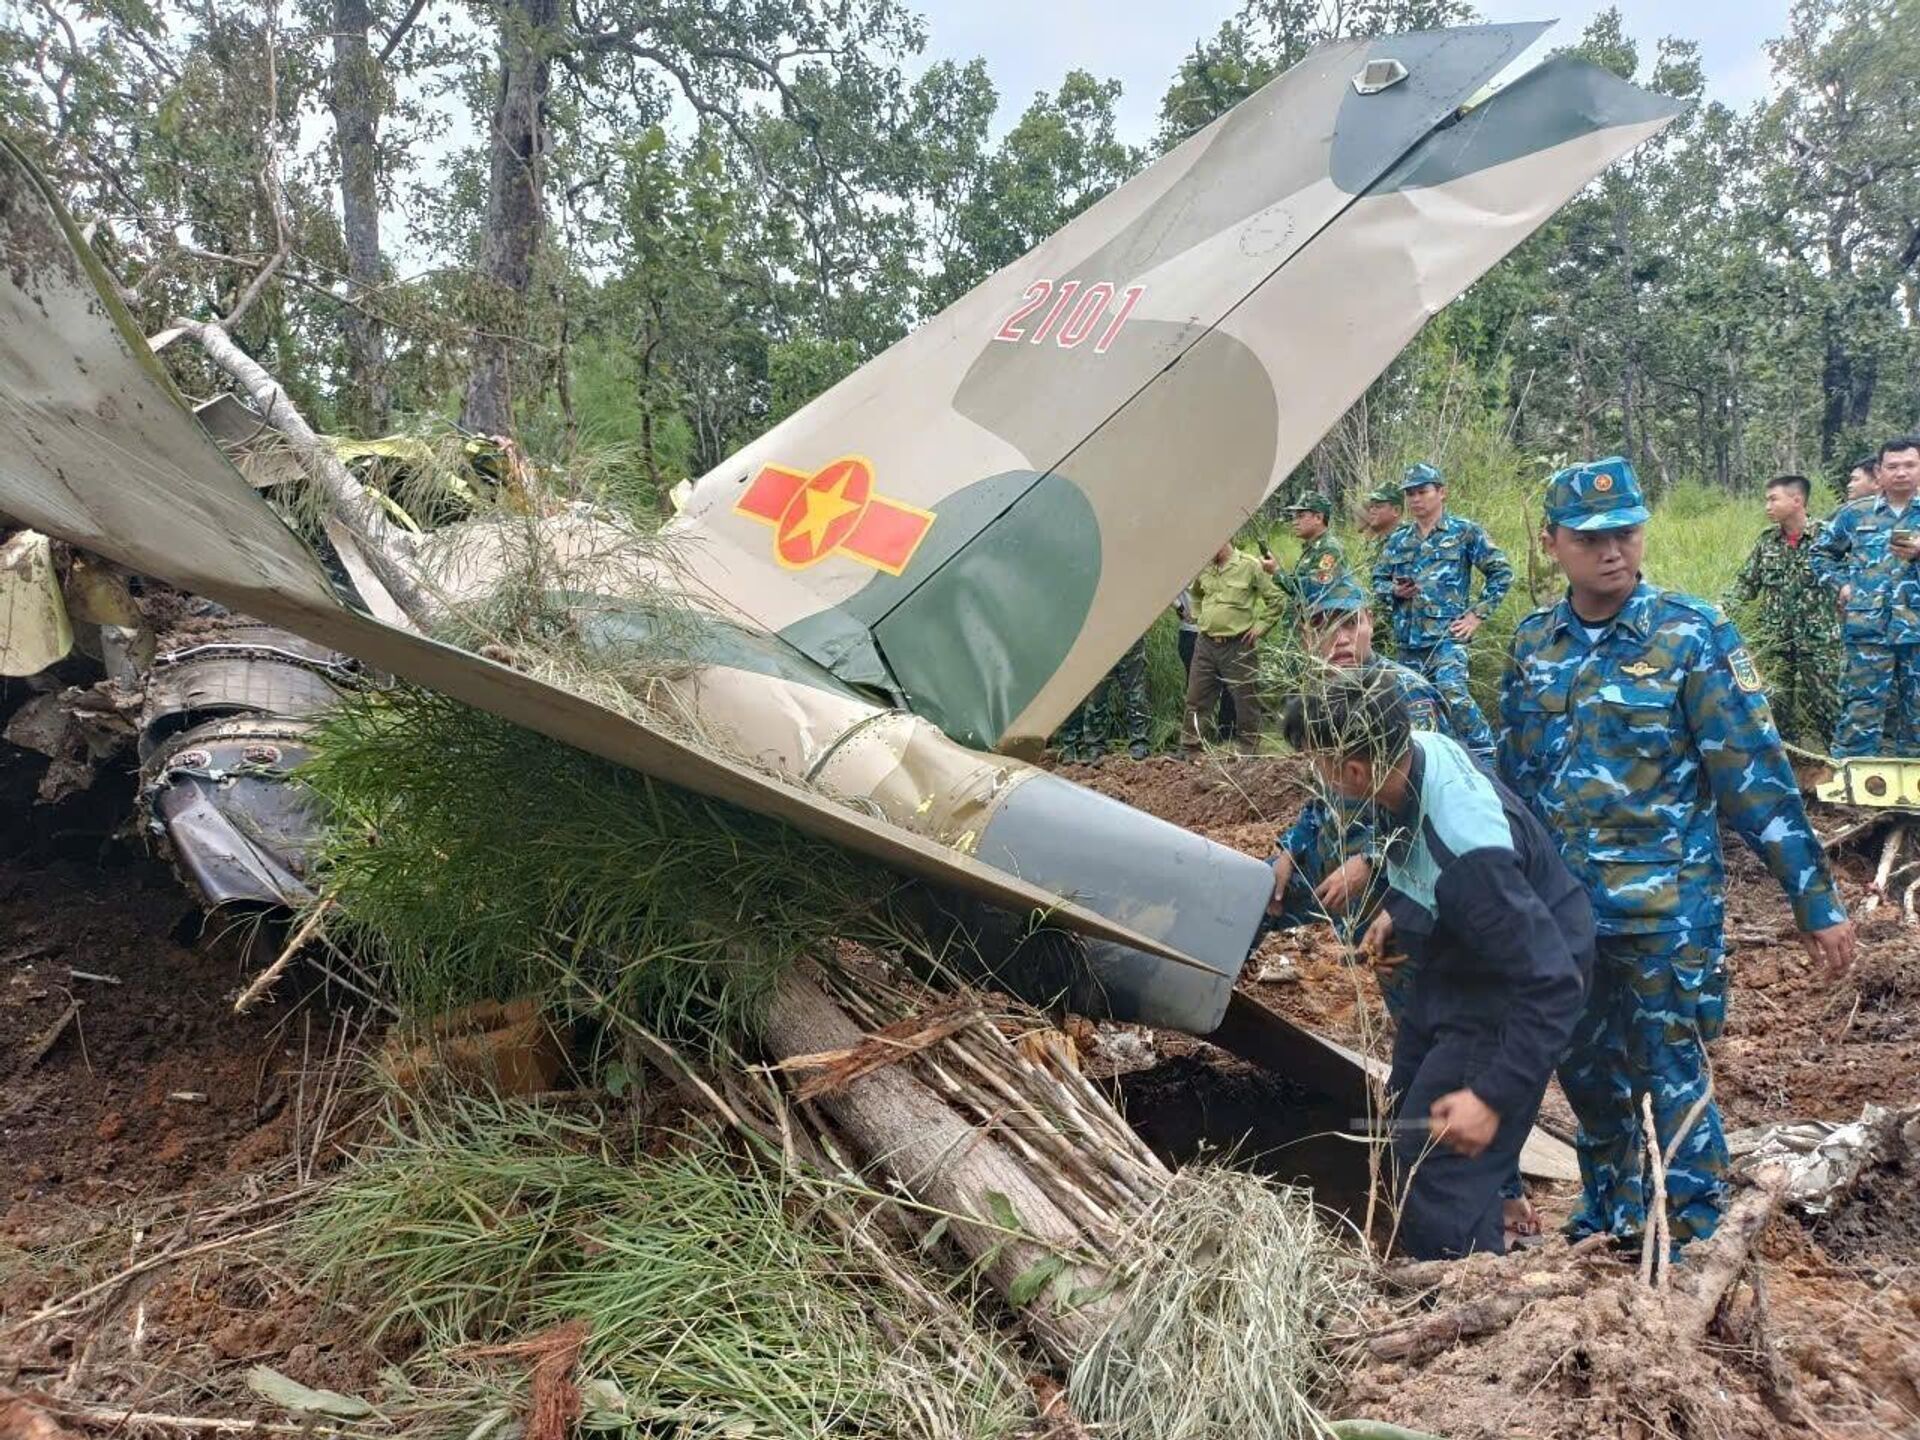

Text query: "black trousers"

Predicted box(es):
[1386, 1017, 1541, 1260]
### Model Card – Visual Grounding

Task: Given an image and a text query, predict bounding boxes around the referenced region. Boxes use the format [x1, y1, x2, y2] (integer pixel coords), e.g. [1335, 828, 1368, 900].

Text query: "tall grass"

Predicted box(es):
[300, 1092, 1025, 1439]
[1069, 1170, 1363, 1440]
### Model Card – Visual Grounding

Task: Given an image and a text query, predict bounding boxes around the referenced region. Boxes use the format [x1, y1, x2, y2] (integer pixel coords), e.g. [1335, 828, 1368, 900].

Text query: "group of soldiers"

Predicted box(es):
[1725, 438, 1920, 759]
[1063, 454, 1861, 1263]
[1176, 462, 1510, 762]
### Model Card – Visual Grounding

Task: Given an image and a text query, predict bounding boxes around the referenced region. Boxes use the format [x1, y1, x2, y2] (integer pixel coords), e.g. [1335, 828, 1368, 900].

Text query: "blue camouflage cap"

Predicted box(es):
[1544, 456, 1650, 532]
[1301, 570, 1369, 617]
[1401, 461, 1442, 492]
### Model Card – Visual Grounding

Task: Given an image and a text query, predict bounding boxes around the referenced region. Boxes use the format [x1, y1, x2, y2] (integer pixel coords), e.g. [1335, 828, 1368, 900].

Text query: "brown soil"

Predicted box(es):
[1071, 751, 1920, 1440]
[0, 706, 381, 1423]
[3, 716, 1916, 1439]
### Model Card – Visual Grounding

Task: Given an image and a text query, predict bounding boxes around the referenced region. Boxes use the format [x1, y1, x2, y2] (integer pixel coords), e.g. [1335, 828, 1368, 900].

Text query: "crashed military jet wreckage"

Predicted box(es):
[0, 25, 1678, 1165]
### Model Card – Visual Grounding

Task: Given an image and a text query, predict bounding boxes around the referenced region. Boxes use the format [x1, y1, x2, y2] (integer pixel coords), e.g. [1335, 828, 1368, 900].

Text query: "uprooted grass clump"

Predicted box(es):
[300, 1091, 1027, 1439]
[1070, 1168, 1365, 1440]
[299, 688, 924, 1035]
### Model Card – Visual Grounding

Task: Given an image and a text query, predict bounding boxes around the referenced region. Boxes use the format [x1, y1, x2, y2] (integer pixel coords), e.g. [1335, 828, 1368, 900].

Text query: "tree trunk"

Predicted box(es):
[461, 0, 559, 438]
[758, 968, 1123, 1363]
[1612, 195, 1643, 474]
[177, 318, 434, 626]
[331, 0, 389, 434]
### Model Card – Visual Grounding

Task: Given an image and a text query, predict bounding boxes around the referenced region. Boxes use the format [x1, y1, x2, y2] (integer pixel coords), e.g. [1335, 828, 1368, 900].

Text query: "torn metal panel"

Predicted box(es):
[1815, 757, 1920, 809]
[194, 394, 304, 489]
[137, 620, 354, 910]
[1728, 1103, 1920, 1214]
[144, 722, 323, 909]
[2, 679, 139, 801]
[0, 529, 72, 676]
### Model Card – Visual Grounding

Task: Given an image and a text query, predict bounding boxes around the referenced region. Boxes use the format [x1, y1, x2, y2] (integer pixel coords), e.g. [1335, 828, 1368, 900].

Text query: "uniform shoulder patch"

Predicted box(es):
[1728, 647, 1764, 693]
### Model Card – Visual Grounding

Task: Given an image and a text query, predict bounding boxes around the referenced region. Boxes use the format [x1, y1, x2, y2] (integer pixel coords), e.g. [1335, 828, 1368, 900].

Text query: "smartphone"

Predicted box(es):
[1258, 540, 1273, 559]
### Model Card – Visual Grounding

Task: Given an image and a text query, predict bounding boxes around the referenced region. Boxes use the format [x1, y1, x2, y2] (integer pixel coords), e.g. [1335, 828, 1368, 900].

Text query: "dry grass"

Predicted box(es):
[1068, 1167, 1365, 1440]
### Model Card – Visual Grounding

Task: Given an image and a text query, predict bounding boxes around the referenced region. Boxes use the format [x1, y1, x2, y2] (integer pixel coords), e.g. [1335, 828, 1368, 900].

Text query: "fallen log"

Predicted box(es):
[1365, 1273, 1584, 1364]
[758, 966, 1132, 1363]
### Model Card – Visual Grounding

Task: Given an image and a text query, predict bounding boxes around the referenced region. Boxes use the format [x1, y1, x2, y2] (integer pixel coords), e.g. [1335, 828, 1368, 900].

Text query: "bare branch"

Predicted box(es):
[170, 317, 436, 628]
[377, 0, 431, 66]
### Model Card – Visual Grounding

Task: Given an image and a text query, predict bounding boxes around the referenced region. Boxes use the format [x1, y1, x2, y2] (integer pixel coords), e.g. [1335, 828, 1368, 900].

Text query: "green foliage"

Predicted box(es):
[300, 1092, 1025, 1438]
[768, 335, 860, 428]
[299, 689, 918, 1037]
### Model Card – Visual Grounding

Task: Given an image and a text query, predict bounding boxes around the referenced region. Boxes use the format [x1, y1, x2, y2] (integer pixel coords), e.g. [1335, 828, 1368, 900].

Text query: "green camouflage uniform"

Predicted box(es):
[1293, 531, 1347, 601]
[1054, 635, 1152, 760]
[1729, 520, 1841, 751]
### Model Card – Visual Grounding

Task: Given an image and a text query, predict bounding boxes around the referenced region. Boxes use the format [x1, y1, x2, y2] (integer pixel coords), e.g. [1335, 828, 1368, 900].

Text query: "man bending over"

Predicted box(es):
[1281, 672, 1592, 1259]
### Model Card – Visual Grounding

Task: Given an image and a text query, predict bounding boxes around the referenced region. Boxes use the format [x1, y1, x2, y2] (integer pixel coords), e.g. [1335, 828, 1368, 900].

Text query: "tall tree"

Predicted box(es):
[1760, 0, 1920, 463]
[462, 0, 559, 435]
[331, 0, 388, 432]
[456, 0, 922, 439]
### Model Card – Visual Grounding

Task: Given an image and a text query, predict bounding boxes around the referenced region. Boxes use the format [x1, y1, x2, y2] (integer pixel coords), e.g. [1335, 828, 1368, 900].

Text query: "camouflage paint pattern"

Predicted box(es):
[1560, 928, 1729, 1249]
[1728, 520, 1841, 749]
[0, 31, 1683, 1044]
[1811, 494, 1920, 756]
[1496, 582, 1844, 939]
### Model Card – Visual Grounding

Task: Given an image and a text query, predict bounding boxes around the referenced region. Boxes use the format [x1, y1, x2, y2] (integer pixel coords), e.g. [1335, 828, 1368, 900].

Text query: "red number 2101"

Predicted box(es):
[992, 280, 1146, 355]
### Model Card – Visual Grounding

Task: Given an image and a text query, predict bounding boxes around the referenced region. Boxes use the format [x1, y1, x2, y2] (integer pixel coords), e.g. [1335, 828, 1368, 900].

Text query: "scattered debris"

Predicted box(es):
[1255, 951, 1302, 984]
[0, 529, 73, 677]
[244, 1366, 374, 1420]
[3, 681, 140, 802]
[1730, 1103, 1920, 1214]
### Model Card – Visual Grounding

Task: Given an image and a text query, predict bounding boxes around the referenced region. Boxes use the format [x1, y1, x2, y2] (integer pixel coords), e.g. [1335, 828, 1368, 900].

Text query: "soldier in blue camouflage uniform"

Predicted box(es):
[1054, 634, 1152, 762]
[1372, 463, 1512, 759]
[1265, 571, 1468, 953]
[1810, 436, 1920, 758]
[1498, 457, 1855, 1252]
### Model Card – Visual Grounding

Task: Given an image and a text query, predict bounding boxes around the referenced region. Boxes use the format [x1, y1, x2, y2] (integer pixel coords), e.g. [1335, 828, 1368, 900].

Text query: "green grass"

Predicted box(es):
[299, 1092, 1025, 1439]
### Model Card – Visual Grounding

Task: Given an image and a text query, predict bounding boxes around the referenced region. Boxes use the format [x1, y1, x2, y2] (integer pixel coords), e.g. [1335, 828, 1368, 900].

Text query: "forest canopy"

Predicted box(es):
[3, 0, 1914, 514]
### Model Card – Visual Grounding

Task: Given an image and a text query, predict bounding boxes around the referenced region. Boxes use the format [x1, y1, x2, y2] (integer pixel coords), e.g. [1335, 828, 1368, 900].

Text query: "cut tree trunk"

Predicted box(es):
[175, 319, 432, 626]
[330, 0, 388, 435]
[758, 967, 1124, 1363]
[461, 0, 559, 438]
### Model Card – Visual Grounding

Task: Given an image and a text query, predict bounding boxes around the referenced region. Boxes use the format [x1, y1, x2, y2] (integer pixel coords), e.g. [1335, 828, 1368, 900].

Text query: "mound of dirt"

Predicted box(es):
[0, 748, 380, 1419]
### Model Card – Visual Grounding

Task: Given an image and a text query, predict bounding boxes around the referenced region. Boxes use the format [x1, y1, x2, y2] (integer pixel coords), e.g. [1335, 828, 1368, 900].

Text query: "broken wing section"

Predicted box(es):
[0, 133, 1199, 972]
[976, 56, 1684, 749]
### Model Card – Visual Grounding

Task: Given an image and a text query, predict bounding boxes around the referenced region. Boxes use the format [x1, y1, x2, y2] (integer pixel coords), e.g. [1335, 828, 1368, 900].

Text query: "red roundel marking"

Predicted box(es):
[775, 457, 872, 567]
[734, 456, 934, 574]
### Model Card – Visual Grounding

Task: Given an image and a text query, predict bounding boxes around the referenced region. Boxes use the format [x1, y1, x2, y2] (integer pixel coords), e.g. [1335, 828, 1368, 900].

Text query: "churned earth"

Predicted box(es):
[0, 729, 1915, 1439]
[1063, 751, 1920, 1439]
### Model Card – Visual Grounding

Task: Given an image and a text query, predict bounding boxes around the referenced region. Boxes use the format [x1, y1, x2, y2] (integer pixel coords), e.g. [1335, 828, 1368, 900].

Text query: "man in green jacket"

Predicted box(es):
[1287, 493, 1347, 599]
[1728, 474, 1841, 750]
[1183, 539, 1282, 753]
